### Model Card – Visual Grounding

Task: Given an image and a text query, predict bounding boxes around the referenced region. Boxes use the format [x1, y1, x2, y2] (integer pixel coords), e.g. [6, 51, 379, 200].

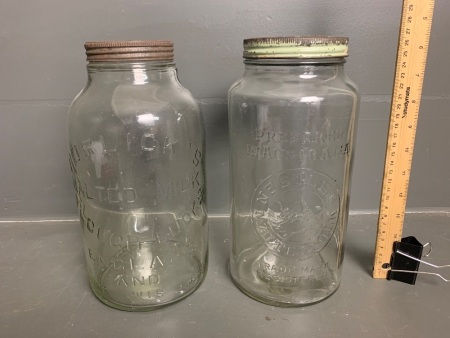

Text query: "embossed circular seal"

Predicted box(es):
[251, 168, 340, 259]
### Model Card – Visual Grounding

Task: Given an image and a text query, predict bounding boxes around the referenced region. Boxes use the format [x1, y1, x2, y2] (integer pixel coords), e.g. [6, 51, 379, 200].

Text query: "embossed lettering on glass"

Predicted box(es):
[68, 41, 208, 311]
[228, 36, 360, 306]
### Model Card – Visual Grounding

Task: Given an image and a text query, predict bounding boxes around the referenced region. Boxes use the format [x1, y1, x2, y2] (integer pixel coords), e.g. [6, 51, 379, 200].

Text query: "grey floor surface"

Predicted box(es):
[1, 213, 450, 337]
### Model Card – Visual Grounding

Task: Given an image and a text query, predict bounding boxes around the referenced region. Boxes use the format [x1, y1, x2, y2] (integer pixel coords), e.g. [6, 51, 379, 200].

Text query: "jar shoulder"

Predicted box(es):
[68, 81, 202, 141]
[69, 81, 200, 120]
[229, 73, 359, 100]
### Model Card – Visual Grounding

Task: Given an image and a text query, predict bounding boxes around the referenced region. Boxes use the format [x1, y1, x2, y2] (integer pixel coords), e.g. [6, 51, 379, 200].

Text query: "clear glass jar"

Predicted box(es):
[228, 36, 359, 306]
[68, 41, 208, 311]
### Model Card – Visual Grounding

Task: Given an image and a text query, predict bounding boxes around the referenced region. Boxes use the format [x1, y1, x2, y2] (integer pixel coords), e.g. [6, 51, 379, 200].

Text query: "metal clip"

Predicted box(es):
[390, 247, 450, 282]
[387, 237, 450, 284]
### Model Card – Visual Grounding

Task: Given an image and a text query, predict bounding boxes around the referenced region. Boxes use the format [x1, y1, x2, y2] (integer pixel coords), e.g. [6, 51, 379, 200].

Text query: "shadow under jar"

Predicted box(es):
[228, 36, 360, 306]
[68, 40, 208, 311]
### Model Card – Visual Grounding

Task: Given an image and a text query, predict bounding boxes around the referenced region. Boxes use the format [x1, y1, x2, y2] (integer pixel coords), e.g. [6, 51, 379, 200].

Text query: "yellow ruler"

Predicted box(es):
[373, 0, 435, 279]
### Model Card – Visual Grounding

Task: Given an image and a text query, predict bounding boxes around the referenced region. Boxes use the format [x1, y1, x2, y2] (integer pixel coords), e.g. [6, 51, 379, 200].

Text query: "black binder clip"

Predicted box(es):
[386, 236, 450, 284]
[387, 236, 424, 284]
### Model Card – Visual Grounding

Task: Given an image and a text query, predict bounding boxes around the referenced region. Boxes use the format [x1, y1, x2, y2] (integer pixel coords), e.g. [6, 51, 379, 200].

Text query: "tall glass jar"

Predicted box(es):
[228, 36, 359, 306]
[68, 41, 208, 311]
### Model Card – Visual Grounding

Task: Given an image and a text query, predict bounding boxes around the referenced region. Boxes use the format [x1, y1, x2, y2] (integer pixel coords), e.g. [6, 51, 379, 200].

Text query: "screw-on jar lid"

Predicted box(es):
[243, 36, 349, 59]
[84, 40, 174, 62]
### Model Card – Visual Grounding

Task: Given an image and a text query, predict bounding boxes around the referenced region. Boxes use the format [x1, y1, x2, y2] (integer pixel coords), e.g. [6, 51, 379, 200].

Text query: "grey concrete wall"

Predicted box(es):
[0, 0, 449, 219]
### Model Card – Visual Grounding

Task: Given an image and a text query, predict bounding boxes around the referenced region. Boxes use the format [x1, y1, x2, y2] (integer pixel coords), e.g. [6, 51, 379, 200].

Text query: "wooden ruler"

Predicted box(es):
[373, 0, 435, 279]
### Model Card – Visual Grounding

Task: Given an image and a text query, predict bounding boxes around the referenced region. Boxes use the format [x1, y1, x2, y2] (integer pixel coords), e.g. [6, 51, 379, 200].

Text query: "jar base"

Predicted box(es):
[230, 273, 340, 307]
[89, 263, 207, 312]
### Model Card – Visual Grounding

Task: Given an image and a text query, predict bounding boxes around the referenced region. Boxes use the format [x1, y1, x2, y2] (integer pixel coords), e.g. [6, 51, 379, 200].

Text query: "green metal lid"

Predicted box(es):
[243, 36, 349, 59]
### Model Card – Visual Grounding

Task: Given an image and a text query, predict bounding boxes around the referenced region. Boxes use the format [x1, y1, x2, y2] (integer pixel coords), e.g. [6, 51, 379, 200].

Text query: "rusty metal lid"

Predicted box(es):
[243, 36, 349, 59]
[84, 40, 174, 62]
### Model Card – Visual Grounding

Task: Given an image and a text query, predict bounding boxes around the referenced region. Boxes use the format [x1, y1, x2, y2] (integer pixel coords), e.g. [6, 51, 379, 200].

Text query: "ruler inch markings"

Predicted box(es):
[373, 0, 434, 279]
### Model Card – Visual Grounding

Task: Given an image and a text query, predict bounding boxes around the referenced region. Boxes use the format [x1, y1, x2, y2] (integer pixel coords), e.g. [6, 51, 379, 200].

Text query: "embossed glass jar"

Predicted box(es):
[68, 40, 208, 311]
[228, 36, 359, 306]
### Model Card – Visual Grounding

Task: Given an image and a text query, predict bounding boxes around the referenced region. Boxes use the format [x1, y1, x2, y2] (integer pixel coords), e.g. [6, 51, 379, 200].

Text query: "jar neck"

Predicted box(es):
[243, 58, 346, 78]
[86, 61, 177, 85]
